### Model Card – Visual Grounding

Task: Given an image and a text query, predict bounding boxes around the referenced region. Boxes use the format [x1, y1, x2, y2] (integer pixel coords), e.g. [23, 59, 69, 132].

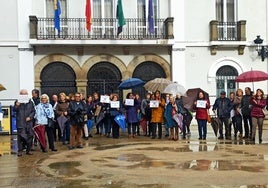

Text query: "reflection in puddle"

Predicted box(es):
[49, 161, 82, 177]
[179, 160, 265, 172]
[240, 185, 268, 188]
[113, 154, 265, 172]
[94, 143, 151, 151]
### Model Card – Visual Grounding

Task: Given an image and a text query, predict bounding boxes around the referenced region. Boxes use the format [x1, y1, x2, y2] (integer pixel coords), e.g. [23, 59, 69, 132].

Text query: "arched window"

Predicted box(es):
[216, 65, 238, 97]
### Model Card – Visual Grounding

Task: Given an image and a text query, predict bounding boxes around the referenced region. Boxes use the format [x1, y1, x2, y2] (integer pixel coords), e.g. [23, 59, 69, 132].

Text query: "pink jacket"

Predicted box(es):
[250, 97, 266, 118]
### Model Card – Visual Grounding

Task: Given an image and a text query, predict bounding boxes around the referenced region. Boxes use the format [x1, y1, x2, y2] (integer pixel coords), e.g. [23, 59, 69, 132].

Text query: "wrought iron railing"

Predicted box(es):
[36, 17, 167, 40]
[217, 22, 237, 41]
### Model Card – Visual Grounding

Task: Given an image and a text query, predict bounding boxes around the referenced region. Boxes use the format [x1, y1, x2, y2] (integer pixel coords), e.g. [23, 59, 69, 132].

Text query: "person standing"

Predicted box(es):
[141, 93, 152, 136]
[14, 89, 36, 156]
[233, 89, 243, 139]
[241, 87, 253, 139]
[151, 90, 165, 139]
[51, 94, 61, 141]
[35, 94, 57, 152]
[250, 89, 266, 144]
[110, 94, 122, 139]
[164, 95, 178, 141]
[194, 91, 210, 140]
[84, 94, 94, 139]
[92, 92, 101, 135]
[125, 92, 140, 138]
[55, 92, 70, 145]
[212, 91, 233, 140]
[68, 92, 87, 149]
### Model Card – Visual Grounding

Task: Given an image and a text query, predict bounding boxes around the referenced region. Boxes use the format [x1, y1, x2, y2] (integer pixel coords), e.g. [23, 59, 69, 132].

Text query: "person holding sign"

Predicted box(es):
[109, 94, 122, 138]
[14, 89, 36, 156]
[194, 91, 210, 140]
[151, 90, 165, 139]
[124, 92, 140, 138]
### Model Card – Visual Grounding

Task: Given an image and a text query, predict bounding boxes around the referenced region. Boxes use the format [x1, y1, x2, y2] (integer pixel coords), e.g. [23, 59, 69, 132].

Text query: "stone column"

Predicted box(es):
[164, 17, 174, 39]
[29, 16, 38, 39]
[237, 20, 246, 41]
[210, 20, 218, 41]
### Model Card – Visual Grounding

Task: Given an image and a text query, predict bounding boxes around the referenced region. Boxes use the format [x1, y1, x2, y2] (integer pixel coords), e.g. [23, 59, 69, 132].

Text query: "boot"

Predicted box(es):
[174, 127, 179, 141]
[169, 128, 174, 140]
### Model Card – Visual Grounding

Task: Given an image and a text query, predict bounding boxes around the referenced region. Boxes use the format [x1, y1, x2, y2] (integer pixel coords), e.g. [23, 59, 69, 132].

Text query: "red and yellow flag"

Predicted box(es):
[85, 0, 92, 31]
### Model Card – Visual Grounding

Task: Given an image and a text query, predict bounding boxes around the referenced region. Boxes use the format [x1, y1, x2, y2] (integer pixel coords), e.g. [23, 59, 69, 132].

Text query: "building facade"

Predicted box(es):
[0, 0, 268, 105]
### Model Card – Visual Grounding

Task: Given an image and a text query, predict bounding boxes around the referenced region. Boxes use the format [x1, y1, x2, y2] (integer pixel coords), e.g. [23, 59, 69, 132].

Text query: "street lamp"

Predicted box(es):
[254, 35, 268, 61]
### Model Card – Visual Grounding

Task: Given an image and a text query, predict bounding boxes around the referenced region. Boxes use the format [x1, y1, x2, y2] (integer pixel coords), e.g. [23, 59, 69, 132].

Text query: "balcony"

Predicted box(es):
[209, 20, 247, 55]
[29, 16, 174, 45]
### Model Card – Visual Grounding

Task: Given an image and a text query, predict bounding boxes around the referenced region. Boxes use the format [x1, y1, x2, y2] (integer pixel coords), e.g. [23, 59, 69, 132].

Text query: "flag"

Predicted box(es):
[148, 0, 154, 33]
[116, 0, 126, 36]
[54, 0, 61, 32]
[85, 0, 92, 31]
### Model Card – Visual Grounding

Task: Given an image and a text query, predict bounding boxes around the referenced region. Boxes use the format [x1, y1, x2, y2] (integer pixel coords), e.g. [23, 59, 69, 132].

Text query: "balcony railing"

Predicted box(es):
[217, 22, 237, 41]
[210, 20, 246, 42]
[29, 16, 174, 40]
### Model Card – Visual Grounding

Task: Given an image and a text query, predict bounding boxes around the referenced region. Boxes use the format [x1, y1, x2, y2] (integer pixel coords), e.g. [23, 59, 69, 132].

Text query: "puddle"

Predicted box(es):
[240, 185, 268, 188]
[94, 142, 151, 151]
[49, 161, 83, 177]
[178, 160, 265, 172]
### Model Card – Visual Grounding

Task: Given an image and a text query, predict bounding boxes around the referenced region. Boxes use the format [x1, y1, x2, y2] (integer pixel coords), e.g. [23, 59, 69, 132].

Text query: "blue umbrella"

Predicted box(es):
[118, 78, 145, 89]
[114, 114, 126, 132]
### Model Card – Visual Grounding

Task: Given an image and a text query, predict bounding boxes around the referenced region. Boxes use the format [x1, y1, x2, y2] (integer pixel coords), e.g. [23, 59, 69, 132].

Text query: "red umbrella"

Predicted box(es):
[33, 125, 47, 149]
[236, 70, 268, 82]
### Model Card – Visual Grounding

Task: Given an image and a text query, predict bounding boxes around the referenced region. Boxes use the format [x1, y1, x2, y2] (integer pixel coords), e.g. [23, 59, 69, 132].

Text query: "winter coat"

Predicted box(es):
[35, 103, 55, 125]
[125, 99, 139, 123]
[14, 100, 35, 129]
[241, 94, 252, 116]
[151, 98, 165, 123]
[250, 97, 266, 118]
[194, 99, 210, 120]
[55, 101, 69, 117]
[164, 102, 177, 128]
[68, 100, 87, 126]
[212, 97, 233, 118]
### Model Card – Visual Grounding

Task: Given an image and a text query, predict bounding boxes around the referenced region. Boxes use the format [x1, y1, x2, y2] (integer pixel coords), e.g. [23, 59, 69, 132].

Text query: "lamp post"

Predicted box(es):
[254, 35, 268, 61]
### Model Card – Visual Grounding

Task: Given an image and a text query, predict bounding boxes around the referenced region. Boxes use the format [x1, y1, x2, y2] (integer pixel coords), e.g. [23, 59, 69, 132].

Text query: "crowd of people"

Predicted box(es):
[13, 86, 266, 157]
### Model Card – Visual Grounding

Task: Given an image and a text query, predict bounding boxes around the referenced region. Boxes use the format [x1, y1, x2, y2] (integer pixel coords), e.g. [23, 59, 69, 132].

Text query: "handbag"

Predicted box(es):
[47, 117, 55, 128]
[207, 110, 211, 123]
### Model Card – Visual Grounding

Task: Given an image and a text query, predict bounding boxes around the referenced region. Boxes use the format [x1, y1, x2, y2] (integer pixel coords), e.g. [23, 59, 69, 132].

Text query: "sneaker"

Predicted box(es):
[69, 146, 75, 150]
[76, 145, 83, 149]
[17, 151, 22, 157]
[259, 139, 262, 144]
[26, 152, 33, 155]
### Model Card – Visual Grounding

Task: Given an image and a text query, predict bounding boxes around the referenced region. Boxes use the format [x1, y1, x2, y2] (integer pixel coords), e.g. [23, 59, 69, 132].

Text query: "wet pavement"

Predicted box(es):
[1, 125, 268, 188]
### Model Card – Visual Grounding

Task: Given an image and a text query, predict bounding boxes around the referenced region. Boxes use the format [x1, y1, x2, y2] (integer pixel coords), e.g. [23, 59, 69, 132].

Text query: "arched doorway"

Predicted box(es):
[132, 61, 167, 99]
[40, 62, 76, 98]
[87, 62, 122, 98]
[216, 65, 238, 97]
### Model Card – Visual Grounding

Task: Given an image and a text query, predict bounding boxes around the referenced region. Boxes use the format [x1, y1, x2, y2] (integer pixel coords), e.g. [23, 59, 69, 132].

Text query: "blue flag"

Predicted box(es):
[54, 0, 61, 32]
[148, 0, 154, 33]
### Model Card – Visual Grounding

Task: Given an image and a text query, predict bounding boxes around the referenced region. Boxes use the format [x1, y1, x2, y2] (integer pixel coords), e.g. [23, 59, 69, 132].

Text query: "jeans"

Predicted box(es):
[219, 117, 231, 138]
[128, 122, 138, 135]
[243, 114, 252, 138]
[197, 119, 207, 139]
[62, 121, 70, 143]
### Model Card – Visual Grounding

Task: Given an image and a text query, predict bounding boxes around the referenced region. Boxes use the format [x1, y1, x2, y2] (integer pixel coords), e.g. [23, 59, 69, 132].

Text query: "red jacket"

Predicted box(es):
[194, 99, 210, 120]
[250, 97, 266, 118]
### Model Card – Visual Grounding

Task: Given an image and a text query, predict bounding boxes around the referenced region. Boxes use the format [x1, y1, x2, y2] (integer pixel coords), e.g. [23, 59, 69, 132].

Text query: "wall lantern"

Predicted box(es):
[254, 35, 268, 61]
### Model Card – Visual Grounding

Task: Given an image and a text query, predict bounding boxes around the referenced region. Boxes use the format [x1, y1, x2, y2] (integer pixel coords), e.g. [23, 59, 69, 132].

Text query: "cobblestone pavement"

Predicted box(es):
[0, 125, 268, 188]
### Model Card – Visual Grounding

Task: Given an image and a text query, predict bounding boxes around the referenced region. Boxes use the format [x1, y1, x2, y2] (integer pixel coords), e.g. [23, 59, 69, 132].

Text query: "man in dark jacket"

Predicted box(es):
[68, 92, 87, 149]
[14, 89, 36, 156]
[212, 91, 233, 139]
[241, 87, 252, 139]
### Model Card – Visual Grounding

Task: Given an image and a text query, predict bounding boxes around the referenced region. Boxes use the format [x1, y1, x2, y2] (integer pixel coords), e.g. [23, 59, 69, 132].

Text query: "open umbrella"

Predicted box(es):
[57, 116, 68, 136]
[0, 84, 6, 92]
[163, 82, 187, 96]
[144, 78, 172, 92]
[118, 78, 145, 89]
[33, 125, 47, 148]
[236, 70, 268, 90]
[114, 114, 126, 132]
[182, 88, 209, 111]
